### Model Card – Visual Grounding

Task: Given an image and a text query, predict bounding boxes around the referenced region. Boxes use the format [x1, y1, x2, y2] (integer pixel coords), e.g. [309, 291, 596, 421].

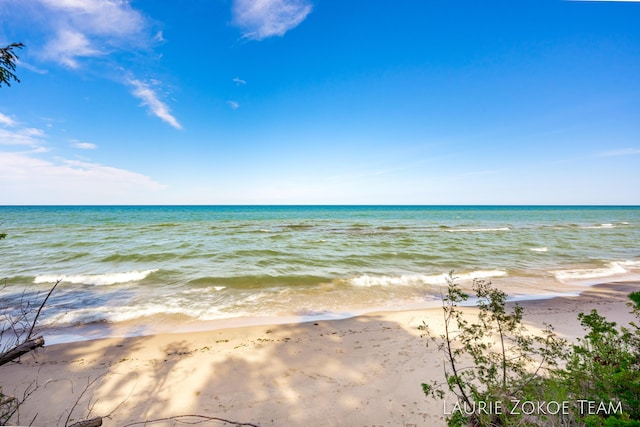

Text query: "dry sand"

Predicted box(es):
[2, 281, 639, 427]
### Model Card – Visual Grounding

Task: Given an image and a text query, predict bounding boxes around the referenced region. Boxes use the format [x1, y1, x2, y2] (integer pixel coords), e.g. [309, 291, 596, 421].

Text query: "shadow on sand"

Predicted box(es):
[1, 313, 443, 427]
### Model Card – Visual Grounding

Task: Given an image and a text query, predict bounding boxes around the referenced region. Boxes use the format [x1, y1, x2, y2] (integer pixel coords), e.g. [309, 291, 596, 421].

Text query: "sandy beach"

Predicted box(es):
[2, 280, 639, 427]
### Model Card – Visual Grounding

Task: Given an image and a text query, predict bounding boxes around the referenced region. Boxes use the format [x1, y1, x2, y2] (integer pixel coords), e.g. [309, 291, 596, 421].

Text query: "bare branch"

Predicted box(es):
[65, 374, 107, 427]
[28, 280, 61, 340]
[121, 415, 260, 427]
[68, 418, 102, 427]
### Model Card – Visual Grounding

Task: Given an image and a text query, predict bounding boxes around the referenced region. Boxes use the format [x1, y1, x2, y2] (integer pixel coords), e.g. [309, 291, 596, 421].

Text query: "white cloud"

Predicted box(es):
[0, 112, 48, 148]
[227, 101, 240, 109]
[5, 0, 181, 128]
[42, 29, 102, 69]
[0, 113, 17, 127]
[0, 152, 165, 204]
[0, 127, 46, 147]
[35, 0, 147, 68]
[232, 0, 313, 40]
[71, 140, 97, 149]
[16, 60, 48, 75]
[129, 79, 182, 129]
[39, 0, 145, 37]
[233, 77, 247, 85]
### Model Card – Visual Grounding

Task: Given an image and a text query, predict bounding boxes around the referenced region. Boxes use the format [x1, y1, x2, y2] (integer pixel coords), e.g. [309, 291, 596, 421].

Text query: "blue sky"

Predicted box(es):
[1, 0, 639, 204]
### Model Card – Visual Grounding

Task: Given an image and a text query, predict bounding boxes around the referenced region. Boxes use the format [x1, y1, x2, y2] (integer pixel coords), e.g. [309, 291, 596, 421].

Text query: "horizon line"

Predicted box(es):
[1, 204, 639, 208]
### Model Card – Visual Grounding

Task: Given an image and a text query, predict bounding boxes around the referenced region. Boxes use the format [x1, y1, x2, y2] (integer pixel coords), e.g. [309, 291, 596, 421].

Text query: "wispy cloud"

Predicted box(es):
[36, 0, 147, 68]
[129, 79, 182, 129]
[0, 129, 42, 147]
[0, 152, 165, 204]
[0, 113, 163, 203]
[16, 60, 48, 75]
[0, 112, 48, 148]
[4, 0, 182, 128]
[38, 0, 146, 34]
[227, 101, 240, 109]
[42, 28, 102, 69]
[597, 148, 640, 157]
[71, 140, 97, 150]
[232, 0, 313, 40]
[233, 77, 247, 85]
[0, 113, 17, 127]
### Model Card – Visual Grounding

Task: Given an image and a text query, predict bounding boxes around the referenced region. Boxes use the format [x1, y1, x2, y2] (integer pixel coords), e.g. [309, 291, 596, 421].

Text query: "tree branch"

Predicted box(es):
[68, 418, 102, 427]
[121, 415, 260, 427]
[28, 280, 61, 340]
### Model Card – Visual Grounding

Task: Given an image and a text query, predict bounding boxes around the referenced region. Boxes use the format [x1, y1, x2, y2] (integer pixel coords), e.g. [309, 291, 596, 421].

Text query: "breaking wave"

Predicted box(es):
[348, 270, 508, 287]
[447, 227, 511, 233]
[553, 263, 628, 282]
[34, 269, 159, 286]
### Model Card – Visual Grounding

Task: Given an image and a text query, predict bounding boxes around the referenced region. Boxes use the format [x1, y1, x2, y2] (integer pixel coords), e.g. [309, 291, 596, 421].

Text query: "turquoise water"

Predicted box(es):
[1, 206, 639, 332]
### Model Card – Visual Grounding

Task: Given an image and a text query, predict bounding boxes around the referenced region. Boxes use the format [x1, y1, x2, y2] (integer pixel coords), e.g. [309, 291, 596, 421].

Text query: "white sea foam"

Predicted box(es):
[181, 286, 227, 293]
[34, 269, 158, 286]
[41, 300, 252, 326]
[553, 262, 627, 282]
[349, 270, 508, 287]
[619, 260, 640, 270]
[447, 227, 510, 233]
[583, 223, 615, 229]
[530, 247, 548, 252]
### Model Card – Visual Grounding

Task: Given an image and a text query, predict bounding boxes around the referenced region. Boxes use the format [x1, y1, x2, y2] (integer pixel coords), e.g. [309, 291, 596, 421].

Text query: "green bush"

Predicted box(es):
[561, 309, 640, 423]
[422, 275, 640, 426]
[420, 275, 567, 426]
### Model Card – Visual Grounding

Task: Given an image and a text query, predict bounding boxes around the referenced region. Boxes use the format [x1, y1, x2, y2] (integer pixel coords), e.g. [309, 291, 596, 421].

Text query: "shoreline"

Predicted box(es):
[2, 280, 639, 426]
[41, 274, 640, 346]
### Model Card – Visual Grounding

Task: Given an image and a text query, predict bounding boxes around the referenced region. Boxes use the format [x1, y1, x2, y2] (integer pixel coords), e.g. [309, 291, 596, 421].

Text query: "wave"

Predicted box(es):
[40, 304, 229, 325]
[348, 270, 508, 287]
[619, 260, 640, 269]
[553, 263, 627, 282]
[447, 227, 510, 233]
[40, 290, 272, 326]
[543, 222, 631, 230]
[186, 274, 329, 289]
[582, 223, 616, 229]
[100, 252, 179, 263]
[34, 269, 158, 286]
[530, 247, 548, 252]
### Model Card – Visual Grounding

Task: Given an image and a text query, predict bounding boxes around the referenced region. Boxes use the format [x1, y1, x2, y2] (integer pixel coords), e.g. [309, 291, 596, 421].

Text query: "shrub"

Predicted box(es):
[420, 275, 567, 426]
[422, 274, 640, 426]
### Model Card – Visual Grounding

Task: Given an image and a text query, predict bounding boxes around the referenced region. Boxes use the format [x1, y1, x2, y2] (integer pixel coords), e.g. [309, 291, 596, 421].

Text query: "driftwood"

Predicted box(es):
[0, 336, 44, 366]
[68, 417, 103, 427]
[0, 276, 259, 427]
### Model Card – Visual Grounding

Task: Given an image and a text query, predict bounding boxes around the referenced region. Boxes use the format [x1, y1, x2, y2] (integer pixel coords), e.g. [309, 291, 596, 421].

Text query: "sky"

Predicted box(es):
[0, 0, 639, 205]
